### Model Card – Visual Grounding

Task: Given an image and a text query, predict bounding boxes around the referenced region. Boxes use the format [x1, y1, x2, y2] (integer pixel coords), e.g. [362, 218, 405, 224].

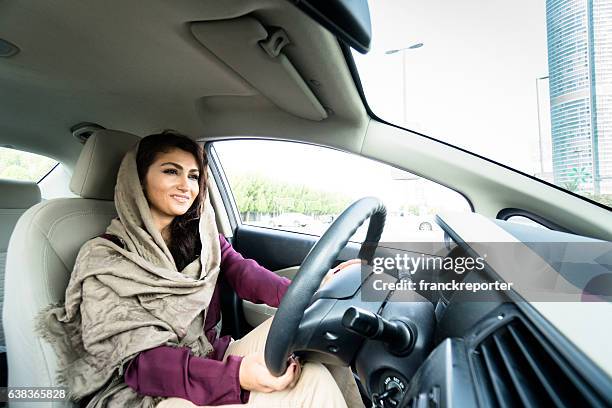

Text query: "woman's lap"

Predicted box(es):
[156, 318, 361, 408]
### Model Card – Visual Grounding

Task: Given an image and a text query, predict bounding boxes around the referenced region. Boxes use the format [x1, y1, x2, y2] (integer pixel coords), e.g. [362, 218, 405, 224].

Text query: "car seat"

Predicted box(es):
[0, 179, 42, 388]
[2, 130, 140, 407]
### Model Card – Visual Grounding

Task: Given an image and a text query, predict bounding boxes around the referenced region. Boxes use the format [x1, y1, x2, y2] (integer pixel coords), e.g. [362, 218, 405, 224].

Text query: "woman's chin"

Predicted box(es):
[166, 206, 190, 217]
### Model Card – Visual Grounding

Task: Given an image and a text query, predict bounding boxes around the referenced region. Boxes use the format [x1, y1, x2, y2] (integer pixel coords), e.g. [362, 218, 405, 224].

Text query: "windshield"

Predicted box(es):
[353, 0, 612, 208]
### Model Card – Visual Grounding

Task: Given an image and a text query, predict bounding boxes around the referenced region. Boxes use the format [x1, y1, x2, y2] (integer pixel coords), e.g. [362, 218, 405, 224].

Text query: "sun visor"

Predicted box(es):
[190, 17, 328, 121]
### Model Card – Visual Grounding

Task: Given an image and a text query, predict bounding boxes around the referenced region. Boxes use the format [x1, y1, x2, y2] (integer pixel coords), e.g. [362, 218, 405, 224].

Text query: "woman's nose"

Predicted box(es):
[177, 176, 189, 192]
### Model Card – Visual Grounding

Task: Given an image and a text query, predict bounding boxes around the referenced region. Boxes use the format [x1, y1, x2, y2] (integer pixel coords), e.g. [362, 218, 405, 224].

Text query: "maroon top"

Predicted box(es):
[123, 235, 291, 405]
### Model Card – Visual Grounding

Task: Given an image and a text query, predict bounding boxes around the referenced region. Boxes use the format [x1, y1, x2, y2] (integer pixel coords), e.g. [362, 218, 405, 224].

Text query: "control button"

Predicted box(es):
[327, 345, 339, 353]
[324, 331, 339, 340]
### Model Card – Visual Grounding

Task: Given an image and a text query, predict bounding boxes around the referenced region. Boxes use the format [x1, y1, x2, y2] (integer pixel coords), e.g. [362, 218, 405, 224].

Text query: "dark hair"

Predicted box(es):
[136, 131, 207, 270]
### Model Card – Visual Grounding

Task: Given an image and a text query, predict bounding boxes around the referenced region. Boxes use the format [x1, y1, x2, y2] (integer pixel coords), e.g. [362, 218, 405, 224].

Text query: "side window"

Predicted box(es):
[213, 140, 471, 241]
[0, 146, 57, 182]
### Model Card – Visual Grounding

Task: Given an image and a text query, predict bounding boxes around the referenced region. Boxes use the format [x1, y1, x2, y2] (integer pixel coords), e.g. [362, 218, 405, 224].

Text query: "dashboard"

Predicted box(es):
[298, 212, 612, 407]
[398, 213, 610, 407]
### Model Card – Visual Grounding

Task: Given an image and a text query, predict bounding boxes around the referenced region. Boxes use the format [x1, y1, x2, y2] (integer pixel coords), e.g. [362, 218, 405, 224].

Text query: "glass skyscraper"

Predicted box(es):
[546, 0, 612, 194]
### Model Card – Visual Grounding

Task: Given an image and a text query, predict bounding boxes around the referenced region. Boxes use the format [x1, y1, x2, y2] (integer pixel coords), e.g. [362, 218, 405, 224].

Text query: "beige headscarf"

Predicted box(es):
[36, 141, 222, 407]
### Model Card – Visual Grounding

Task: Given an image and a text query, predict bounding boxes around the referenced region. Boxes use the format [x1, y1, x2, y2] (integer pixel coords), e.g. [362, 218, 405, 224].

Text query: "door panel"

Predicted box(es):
[233, 224, 362, 329]
[233, 224, 361, 271]
[242, 265, 298, 327]
[243, 301, 278, 327]
[273, 265, 301, 280]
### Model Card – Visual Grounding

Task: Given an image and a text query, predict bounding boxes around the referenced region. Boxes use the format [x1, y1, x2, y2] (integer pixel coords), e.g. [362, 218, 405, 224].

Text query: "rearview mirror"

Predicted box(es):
[288, 0, 372, 54]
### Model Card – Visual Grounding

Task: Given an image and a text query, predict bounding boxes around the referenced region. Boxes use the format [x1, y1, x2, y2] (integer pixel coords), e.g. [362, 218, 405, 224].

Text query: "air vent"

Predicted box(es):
[471, 318, 604, 407]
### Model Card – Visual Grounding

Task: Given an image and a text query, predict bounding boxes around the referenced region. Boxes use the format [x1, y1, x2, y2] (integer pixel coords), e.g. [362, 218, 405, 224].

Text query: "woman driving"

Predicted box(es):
[37, 132, 363, 407]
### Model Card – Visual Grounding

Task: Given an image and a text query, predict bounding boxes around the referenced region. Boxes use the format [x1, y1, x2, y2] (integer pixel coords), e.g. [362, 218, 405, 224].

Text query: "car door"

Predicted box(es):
[206, 139, 471, 337]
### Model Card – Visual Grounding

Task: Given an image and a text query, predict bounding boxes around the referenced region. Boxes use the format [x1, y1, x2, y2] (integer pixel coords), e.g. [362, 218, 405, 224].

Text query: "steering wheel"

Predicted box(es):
[264, 197, 387, 376]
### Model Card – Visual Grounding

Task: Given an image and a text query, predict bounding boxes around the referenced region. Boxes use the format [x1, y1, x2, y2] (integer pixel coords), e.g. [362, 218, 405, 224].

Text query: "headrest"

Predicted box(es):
[70, 129, 141, 200]
[0, 179, 41, 209]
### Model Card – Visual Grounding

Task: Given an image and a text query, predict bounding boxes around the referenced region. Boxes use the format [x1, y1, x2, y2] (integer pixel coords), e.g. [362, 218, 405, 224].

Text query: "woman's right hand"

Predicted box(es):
[238, 352, 301, 393]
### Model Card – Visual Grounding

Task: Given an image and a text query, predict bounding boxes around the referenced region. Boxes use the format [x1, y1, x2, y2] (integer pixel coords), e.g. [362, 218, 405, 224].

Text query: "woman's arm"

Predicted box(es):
[219, 235, 291, 307]
[124, 346, 249, 405]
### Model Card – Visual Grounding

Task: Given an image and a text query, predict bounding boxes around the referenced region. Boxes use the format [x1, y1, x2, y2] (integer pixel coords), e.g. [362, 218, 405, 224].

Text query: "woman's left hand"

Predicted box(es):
[319, 258, 363, 289]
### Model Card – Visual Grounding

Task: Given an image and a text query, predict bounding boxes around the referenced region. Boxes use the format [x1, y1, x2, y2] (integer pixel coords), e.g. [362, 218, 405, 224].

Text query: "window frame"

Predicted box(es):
[205, 138, 473, 238]
[205, 142, 242, 232]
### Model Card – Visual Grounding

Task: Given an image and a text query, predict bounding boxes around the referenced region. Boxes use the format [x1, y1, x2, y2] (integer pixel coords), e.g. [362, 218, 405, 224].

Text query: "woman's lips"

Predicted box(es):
[171, 194, 189, 203]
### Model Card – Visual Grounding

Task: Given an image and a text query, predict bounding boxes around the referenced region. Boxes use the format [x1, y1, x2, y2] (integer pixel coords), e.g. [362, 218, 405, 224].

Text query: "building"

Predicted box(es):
[546, 0, 612, 194]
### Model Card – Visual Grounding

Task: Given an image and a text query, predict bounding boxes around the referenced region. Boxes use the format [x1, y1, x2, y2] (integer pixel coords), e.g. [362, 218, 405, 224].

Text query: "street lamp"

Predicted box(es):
[386, 43, 424, 125]
[385, 43, 424, 54]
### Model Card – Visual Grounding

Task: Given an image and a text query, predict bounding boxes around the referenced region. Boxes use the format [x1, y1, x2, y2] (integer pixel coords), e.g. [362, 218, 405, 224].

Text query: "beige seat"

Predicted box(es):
[0, 179, 41, 350]
[2, 130, 140, 407]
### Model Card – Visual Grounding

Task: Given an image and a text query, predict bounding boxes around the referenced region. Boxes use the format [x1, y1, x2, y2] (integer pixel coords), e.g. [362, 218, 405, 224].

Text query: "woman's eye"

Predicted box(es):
[163, 169, 178, 175]
[189, 174, 200, 180]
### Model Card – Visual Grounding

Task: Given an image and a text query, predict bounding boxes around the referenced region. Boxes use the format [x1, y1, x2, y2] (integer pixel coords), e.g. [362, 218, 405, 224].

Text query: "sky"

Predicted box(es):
[353, 0, 550, 175]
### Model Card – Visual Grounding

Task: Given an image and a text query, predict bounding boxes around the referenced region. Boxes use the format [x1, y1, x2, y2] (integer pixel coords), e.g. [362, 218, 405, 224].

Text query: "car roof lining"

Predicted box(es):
[0, 0, 366, 168]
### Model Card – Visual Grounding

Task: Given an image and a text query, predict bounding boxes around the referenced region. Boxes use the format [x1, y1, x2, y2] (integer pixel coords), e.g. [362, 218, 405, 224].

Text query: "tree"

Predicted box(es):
[228, 173, 352, 218]
[0, 147, 56, 182]
[563, 167, 591, 192]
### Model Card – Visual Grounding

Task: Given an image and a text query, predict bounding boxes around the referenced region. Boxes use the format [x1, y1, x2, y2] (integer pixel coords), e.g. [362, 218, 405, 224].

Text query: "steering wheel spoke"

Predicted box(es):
[264, 197, 386, 376]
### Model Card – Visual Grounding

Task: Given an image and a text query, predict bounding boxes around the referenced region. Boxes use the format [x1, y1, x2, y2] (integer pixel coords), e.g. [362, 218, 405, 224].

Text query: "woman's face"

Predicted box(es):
[143, 148, 200, 225]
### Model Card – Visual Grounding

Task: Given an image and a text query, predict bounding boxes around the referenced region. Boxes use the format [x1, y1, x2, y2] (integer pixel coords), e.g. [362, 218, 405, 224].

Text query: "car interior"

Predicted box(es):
[0, 1, 611, 407]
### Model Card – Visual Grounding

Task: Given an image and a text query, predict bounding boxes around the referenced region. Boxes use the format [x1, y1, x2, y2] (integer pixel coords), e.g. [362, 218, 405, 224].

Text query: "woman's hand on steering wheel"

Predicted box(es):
[239, 352, 302, 393]
[265, 197, 386, 376]
[319, 258, 363, 289]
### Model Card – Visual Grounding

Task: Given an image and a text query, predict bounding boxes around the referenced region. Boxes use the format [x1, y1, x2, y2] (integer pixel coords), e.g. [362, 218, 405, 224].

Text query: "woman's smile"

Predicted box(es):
[143, 147, 201, 232]
[171, 194, 190, 203]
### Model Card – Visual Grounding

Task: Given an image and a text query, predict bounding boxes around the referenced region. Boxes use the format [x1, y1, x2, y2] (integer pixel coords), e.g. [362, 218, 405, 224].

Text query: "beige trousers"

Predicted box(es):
[156, 318, 364, 408]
